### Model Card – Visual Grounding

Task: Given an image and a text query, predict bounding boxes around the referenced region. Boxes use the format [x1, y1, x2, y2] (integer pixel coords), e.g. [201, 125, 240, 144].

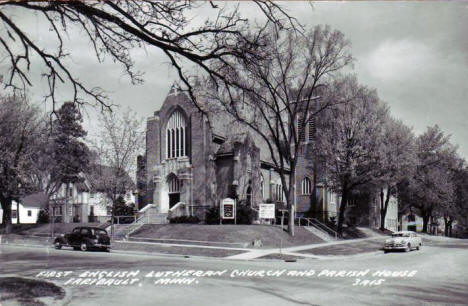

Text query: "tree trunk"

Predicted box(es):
[337, 187, 349, 237]
[17, 200, 20, 224]
[287, 175, 295, 237]
[1, 197, 13, 234]
[288, 201, 295, 237]
[422, 213, 430, 233]
[448, 217, 453, 237]
[379, 188, 385, 231]
[444, 216, 448, 236]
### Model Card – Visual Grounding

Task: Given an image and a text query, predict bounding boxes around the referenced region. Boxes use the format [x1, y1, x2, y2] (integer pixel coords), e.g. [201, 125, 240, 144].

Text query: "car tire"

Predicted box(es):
[54, 242, 62, 250]
[80, 243, 88, 252]
[416, 243, 421, 250]
[405, 243, 411, 252]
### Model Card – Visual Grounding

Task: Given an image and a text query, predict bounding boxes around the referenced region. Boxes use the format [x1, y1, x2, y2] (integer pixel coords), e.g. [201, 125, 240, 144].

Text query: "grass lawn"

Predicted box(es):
[112, 241, 247, 257]
[299, 238, 387, 256]
[13, 223, 103, 236]
[131, 224, 324, 249]
[258, 253, 305, 260]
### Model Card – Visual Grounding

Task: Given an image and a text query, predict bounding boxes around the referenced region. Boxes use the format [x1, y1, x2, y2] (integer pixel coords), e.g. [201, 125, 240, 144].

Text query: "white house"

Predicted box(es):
[0, 192, 48, 224]
[49, 165, 136, 223]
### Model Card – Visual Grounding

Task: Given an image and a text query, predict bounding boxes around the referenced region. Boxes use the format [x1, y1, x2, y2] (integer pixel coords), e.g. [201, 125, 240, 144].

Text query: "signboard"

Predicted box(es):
[259, 203, 275, 219]
[221, 198, 235, 220]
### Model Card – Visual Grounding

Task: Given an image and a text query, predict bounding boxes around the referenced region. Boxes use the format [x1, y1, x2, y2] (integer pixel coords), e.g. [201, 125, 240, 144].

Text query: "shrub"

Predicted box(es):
[37, 209, 49, 224]
[205, 206, 220, 224]
[169, 216, 200, 224]
[236, 204, 255, 225]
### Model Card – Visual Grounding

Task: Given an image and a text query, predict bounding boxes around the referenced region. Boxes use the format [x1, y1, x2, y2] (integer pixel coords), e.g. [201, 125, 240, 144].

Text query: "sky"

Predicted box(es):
[1, 1, 468, 159]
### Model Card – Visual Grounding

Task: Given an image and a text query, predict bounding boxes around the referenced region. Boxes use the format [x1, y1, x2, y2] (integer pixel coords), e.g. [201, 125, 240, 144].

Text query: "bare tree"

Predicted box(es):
[202, 25, 353, 236]
[91, 109, 145, 236]
[0, 94, 42, 233]
[316, 76, 389, 236]
[0, 1, 297, 111]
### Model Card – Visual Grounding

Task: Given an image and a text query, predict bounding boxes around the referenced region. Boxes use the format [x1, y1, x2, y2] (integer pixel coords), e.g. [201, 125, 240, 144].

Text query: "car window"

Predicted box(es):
[80, 228, 89, 235]
[72, 228, 80, 234]
[90, 228, 107, 235]
[392, 233, 410, 237]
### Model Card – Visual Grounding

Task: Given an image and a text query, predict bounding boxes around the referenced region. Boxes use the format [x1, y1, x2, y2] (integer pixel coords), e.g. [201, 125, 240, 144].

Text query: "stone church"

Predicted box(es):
[137, 86, 338, 221]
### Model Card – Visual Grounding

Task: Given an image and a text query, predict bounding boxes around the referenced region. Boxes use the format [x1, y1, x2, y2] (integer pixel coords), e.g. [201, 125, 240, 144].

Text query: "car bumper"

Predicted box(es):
[92, 244, 111, 248]
[384, 246, 407, 250]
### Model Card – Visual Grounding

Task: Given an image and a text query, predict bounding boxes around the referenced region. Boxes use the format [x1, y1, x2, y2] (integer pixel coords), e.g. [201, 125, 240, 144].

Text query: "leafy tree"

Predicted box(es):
[315, 76, 389, 236]
[451, 166, 468, 237]
[376, 118, 416, 231]
[399, 125, 459, 232]
[0, 94, 42, 233]
[31, 102, 90, 227]
[203, 25, 353, 236]
[0, 1, 297, 110]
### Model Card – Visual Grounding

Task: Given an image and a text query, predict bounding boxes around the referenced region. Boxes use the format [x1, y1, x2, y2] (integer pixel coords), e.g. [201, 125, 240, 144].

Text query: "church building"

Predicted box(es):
[137, 86, 337, 221]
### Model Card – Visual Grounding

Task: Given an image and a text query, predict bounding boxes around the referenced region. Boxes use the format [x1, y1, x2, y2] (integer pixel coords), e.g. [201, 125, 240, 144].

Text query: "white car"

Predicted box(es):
[384, 231, 422, 253]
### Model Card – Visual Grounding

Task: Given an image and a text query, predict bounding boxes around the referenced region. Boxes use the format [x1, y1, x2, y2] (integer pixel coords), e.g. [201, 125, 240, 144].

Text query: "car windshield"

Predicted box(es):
[91, 229, 107, 235]
[392, 233, 410, 237]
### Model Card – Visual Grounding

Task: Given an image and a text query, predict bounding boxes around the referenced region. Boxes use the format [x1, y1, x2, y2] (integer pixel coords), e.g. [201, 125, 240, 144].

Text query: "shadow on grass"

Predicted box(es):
[0, 277, 65, 305]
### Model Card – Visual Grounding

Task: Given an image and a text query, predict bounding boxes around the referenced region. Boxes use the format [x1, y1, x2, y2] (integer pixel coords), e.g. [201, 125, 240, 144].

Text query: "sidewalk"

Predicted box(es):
[1, 234, 389, 260]
[226, 236, 386, 260]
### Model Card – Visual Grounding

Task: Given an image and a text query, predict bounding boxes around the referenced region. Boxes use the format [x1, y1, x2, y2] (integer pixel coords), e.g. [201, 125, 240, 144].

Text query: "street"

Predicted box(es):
[1, 239, 467, 306]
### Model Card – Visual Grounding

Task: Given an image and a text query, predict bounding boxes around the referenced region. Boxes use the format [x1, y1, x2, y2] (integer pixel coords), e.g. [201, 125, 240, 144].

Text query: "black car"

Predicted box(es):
[54, 226, 111, 252]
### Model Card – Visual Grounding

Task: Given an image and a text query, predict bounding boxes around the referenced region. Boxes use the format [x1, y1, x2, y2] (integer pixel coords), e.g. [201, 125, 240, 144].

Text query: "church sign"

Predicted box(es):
[221, 198, 235, 220]
[259, 203, 275, 219]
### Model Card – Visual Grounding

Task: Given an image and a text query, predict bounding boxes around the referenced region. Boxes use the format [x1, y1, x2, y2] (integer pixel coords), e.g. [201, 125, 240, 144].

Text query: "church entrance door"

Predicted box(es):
[167, 173, 181, 209]
[169, 193, 180, 209]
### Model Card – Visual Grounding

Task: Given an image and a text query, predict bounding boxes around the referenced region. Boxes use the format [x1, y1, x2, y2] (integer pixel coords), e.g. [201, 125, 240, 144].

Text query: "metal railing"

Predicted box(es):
[296, 217, 338, 239]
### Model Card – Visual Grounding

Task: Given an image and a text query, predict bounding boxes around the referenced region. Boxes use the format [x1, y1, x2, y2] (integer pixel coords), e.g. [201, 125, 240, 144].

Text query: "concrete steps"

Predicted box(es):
[303, 226, 335, 242]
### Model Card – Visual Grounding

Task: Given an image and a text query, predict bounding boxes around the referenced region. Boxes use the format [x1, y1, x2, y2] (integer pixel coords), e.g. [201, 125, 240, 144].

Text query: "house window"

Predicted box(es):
[27, 210, 32, 217]
[166, 110, 187, 159]
[68, 187, 73, 197]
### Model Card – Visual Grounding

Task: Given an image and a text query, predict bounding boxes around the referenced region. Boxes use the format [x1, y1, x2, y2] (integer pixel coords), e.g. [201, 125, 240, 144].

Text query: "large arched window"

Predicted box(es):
[302, 177, 312, 195]
[166, 110, 187, 159]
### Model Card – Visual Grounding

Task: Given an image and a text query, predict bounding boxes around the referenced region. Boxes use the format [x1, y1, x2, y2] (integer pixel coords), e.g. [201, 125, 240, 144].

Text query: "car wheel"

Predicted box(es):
[80, 242, 88, 252]
[416, 243, 422, 250]
[405, 243, 411, 252]
[54, 242, 62, 250]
